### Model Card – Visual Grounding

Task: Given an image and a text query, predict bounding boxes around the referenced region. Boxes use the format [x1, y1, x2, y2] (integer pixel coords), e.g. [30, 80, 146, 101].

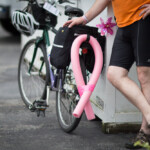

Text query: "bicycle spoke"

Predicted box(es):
[60, 97, 70, 114]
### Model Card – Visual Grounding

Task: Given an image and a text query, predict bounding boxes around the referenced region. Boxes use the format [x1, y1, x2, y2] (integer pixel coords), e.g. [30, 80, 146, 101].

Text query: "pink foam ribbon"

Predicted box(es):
[71, 34, 103, 120]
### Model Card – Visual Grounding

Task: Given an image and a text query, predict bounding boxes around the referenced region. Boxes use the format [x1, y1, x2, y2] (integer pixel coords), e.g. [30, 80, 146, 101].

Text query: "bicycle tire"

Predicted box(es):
[18, 39, 50, 107]
[56, 55, 86, 133]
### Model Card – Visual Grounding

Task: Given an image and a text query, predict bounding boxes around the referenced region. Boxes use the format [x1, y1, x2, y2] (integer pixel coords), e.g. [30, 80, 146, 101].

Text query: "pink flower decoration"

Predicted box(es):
[96, 17, 116, 36]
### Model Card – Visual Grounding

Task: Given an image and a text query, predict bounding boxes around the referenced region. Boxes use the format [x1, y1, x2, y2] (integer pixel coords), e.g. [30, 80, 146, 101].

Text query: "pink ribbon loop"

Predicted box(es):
[71, 34, 103, 120]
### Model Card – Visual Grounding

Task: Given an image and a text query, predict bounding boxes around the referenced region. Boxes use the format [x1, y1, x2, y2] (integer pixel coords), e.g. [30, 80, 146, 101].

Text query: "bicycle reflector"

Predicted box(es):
[82, 48, 88, 54]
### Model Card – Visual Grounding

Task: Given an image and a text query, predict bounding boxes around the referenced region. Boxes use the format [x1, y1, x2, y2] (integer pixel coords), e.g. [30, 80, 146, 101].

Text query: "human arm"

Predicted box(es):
[63, 0, 110, 28]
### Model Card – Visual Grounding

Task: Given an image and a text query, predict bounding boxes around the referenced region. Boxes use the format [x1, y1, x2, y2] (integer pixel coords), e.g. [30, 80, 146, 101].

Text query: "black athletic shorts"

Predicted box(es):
[109, 16, 150, 71]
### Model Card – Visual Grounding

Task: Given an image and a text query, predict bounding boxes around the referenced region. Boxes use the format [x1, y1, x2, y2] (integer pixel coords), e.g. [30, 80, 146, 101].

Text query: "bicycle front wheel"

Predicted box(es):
[18, 39, 50, 107]
[56, 56, 86, 133]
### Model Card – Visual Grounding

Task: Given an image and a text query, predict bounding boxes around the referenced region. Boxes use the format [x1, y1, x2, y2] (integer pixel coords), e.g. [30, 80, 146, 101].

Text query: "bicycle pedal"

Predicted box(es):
[29, 100, 48, 115]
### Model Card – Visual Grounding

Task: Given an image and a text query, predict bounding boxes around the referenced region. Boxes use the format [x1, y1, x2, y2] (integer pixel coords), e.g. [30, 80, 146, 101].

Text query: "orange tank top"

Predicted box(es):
[112, 0, 150, 27]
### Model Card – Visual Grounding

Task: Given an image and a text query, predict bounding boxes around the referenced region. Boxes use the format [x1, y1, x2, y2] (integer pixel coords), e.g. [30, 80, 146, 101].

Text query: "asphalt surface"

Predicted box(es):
[0, 25, 144, 150]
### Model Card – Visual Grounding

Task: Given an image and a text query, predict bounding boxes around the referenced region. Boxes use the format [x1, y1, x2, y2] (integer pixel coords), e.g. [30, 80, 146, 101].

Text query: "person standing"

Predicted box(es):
[64, 0, 150, 149]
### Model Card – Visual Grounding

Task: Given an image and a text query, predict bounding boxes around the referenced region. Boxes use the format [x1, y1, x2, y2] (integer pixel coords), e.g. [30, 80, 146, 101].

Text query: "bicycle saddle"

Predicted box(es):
[65, 5, 83, 17]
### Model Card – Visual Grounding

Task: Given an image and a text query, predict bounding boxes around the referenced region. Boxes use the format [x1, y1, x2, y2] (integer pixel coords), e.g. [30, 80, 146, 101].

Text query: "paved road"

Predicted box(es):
[0, 26, 142, 150]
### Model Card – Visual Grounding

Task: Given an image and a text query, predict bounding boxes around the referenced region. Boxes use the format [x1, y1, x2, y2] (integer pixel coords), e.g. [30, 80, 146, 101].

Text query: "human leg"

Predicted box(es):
[137, 67, 150, 134]
[107, 66, 150, 122]
[132, 16, 150, 128]
[107, 66, 150, 149]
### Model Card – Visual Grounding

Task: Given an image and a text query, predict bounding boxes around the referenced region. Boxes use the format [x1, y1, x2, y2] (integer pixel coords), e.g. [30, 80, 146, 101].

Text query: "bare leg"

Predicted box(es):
[107, 66, 150, 124]
[137, 67, 150, 134]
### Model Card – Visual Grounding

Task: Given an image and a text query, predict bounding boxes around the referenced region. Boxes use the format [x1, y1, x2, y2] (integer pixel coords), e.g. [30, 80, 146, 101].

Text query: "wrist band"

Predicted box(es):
[82, 15, 88, 23]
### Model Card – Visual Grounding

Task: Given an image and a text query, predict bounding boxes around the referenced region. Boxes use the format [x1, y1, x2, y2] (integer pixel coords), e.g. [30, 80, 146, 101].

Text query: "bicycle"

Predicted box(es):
[55, 25, 105, 132]
[15, 0, 86, 132]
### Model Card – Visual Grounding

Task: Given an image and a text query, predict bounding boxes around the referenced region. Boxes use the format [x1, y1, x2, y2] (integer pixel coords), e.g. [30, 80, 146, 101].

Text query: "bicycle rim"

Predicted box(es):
[18, 39, 50, 107]
[56, 56, 86, 133]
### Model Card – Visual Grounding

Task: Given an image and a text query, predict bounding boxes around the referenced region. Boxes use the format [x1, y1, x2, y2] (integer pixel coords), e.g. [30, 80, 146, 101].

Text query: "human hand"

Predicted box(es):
[139, 4, 150, 19]
[63, 16, 86, 28]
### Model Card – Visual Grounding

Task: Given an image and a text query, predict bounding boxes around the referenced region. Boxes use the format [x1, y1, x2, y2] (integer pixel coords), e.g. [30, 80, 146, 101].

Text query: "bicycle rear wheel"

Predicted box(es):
[56, 56, 86, 133]
[18, 39, 50, 107]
